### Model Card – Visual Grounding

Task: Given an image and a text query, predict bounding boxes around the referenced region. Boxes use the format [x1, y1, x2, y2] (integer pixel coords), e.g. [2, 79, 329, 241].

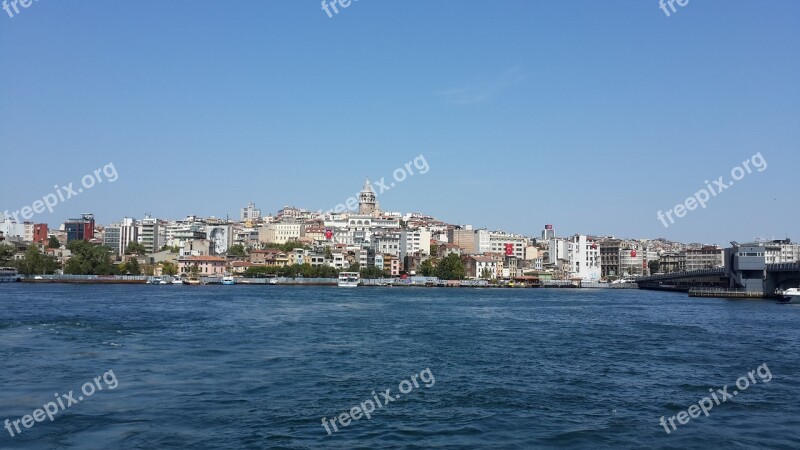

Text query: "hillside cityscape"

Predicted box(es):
[1, 179, 797, 281]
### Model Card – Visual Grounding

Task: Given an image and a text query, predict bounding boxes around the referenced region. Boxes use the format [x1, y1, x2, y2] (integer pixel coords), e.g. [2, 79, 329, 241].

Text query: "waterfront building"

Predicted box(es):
[725, 243, 766, 291]
[178, 255, 227, 276]
[65, 214, 95, 242]
[139, 215, 160, 254]
[659, 252, 686, 273]
[489, 232, 527, 259]
[463, 255, 498, 279]
[600, 239, 622, 278]
[474, 229, 491, 254]
[764, 239, 800, 264]
[567, 234, 601, 281]
[685, 246, 725, 271]
[103, 217, 138, 254]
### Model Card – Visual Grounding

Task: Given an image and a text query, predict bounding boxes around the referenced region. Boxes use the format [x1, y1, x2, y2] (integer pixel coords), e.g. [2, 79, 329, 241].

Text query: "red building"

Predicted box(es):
[33, 223, 49, 243]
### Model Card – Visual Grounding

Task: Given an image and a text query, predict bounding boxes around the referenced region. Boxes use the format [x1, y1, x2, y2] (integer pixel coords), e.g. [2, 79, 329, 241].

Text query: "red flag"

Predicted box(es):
[505, 243, 514, 256]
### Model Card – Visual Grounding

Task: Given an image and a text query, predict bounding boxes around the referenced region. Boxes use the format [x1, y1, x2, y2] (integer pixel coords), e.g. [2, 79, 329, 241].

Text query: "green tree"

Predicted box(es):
[480, 267, 494, 280]
[360, 266, 386, 279]
[0, 244, 16, 266]
[436, 253, 466, 280]
[648, 260, 660, 275]
[124, 258, 141, 275]
[161, 261, 178, 276]
[418, 259, 436, 277]
[64, 241, 118, 275]
[324, 246, 333, 260]
[47, 236, 60, 249]
[16, 245, 59, 276]
[124, 242, 147, 255]
[228, 244, 247, 257]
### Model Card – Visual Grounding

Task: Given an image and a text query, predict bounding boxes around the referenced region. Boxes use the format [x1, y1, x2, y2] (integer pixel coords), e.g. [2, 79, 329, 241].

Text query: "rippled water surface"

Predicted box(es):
[1, 284, 799, 449]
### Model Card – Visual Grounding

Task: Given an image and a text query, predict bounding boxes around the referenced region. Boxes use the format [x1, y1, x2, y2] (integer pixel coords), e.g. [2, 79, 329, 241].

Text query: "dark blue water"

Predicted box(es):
[1, 285, 798, 449]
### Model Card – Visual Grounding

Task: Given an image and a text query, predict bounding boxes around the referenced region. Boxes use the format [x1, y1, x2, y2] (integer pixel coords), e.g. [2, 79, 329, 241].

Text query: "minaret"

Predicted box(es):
[358, 178, 379, 215]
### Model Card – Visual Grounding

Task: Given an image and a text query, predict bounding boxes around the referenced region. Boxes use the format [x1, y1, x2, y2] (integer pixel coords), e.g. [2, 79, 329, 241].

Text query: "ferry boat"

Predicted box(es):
[779, 288, 800, 304]
[338, 272, 360, 287]
[0, 267, 20, 283]
[222, 275, 236, 285]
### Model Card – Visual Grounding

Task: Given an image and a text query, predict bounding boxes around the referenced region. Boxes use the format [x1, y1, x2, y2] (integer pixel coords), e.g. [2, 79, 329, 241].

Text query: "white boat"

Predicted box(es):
[171, 277, 185, 285]
[338, 272, 360, 287]
[0, 267, 20, 283]
[222, 275, 236, 285]
[779, 288, 800, 303]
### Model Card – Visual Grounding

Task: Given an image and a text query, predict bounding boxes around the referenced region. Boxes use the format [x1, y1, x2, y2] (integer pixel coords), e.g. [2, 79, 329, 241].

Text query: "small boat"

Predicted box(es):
[338, 272, 360, 287]
[222, 275, 235, 285]
[779, 288, 800, 304]
[150, 277, 169, 285]
[171, 277, 185, 285]
[0, 267, 20, 283]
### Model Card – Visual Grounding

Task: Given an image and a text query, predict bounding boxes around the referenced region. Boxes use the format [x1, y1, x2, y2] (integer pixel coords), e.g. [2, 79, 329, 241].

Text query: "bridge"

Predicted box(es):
[636, 263, 800, 298]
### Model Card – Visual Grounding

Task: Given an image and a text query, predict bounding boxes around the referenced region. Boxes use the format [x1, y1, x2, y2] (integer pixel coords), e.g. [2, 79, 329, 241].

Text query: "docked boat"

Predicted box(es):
[222, 275, 236, 285]
[779, 288, 800, 304]
[0, 267, 20, 283]
[171, 277, 186, 285]
[338, 272, 360, 287]
[150, 277, 170, 285]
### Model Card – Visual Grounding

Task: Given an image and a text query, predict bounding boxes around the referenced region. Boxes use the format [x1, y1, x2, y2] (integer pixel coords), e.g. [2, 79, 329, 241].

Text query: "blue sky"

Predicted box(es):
[1, 0, 798, 245]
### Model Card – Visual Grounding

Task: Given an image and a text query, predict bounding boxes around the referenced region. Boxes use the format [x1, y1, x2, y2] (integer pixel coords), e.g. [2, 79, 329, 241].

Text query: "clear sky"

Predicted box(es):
[1, 0, 798, 245]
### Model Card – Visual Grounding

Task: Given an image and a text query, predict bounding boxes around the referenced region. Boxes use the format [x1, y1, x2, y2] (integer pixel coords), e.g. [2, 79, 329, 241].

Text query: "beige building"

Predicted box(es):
[259, 222, 302, 245]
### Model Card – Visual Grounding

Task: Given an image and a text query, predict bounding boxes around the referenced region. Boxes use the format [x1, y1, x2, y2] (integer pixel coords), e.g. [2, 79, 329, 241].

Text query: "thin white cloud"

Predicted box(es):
[438, 67, 526, 105]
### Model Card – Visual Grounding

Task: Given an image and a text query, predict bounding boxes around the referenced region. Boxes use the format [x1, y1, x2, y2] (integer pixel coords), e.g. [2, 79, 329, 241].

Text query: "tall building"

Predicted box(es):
[599, 239, 622, 278]
[567, 235, 601, 280]
[358, 179, 379, 215]
[240, 202, 261, 222]
[542, 224, 555, 241]
[140, 215, 160, 253]
[65, 214, 95, 242]
[104, 218, 139, 254]
[685, 246, 725, 271]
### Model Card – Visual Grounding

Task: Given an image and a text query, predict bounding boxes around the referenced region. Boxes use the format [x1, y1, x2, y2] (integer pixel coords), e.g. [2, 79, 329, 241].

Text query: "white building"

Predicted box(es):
[259, 222, 302, 245]
[240, 202, 261, 222]
[765, 239, 800, 264]
[139, 215, 161, 253]
[474, 229, 491, 254]
[0, 219, 25, 239]
[104, 217, 139, 255]
[400, 228, 431, 261]
[489, 232, 527, 259]
[567, 234, 601, 280]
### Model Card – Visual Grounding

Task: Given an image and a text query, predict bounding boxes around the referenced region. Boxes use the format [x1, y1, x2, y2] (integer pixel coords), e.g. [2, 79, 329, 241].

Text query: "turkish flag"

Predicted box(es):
[505, 243, 514, 256]
[325, 230, 333, 239]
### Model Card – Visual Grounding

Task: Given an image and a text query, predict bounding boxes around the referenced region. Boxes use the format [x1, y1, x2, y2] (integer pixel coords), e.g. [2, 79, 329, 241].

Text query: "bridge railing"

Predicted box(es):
[766, 262, 800, 272]
[636, 268, 726, 283]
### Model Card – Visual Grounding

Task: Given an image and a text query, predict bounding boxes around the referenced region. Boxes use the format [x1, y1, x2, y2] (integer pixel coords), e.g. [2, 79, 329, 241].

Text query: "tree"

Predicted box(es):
[47, 236, 60, 249]
[480, 267, 494, 280]
[161, 261, 178, 276]
[64, 241, 118, 275]
[124, 242, 147, 255]
[360, 266, 386, 279]
[324, 246, 333, 260]
[16, 245, 60, 276]
[124, 258, 141, 275]
[418, 259, 436, 277]
[648, 260, 660, 275]
[0, 244, 16, 266]
[436, 253, 465, 280]
[228, 244, 247, 257]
